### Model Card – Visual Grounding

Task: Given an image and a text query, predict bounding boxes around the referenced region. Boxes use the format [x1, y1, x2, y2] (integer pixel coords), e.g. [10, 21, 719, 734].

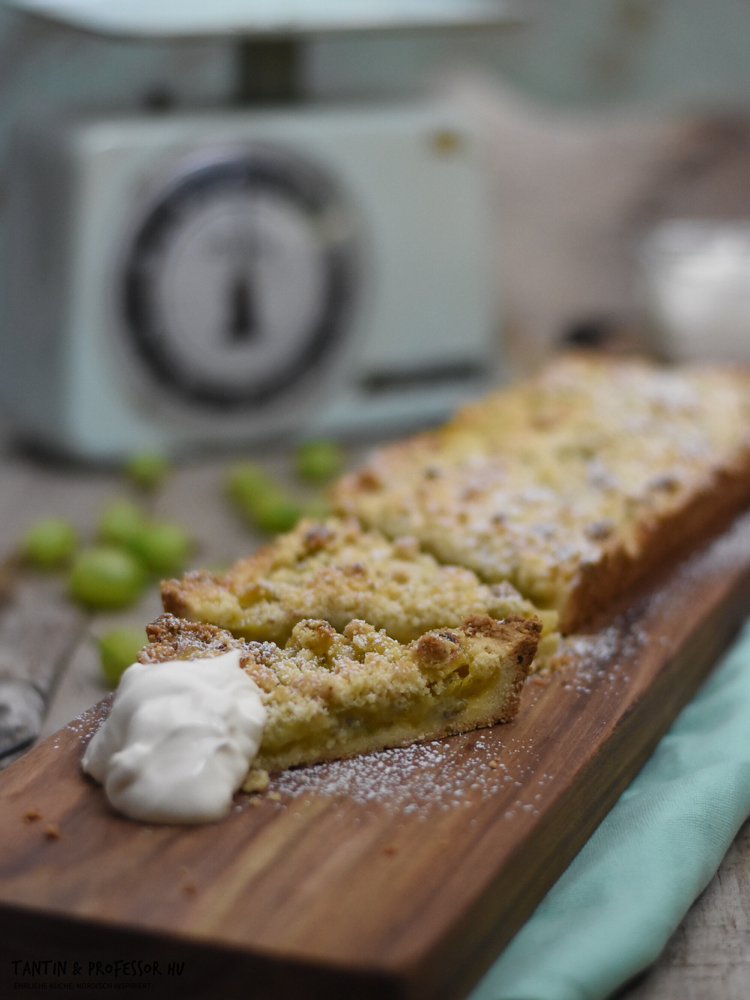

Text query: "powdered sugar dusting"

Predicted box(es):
[679, 508, 750, 579]
[271, 734, 546, 817]
[62, 697, 112, 748]
[555, 509, 750, 698]
[558, 621, 642, 696]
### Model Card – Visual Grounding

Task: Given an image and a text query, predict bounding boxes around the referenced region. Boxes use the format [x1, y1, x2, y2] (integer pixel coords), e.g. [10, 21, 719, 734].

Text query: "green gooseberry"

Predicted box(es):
[22, 517, 78, 569]
[124, 451, 171, 491]
[97, 628, 146, 688]
[98, 498, 148, 549]
[295, 439, 345, 483]
[69, 546, 146, 610]
[249, 490, 302, 534]
[226, 461, 275, 507]
[131, 521, 192, 576]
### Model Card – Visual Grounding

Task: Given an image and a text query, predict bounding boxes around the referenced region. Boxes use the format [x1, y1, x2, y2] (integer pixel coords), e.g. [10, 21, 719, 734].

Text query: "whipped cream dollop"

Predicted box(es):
[82, 650, 267, 824]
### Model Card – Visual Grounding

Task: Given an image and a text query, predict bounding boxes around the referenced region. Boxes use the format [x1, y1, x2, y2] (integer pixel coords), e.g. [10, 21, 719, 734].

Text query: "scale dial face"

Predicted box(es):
[123, 148, 357, 410]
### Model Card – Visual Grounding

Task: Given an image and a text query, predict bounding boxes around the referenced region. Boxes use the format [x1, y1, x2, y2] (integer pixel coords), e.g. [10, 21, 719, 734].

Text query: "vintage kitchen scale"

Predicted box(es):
[0, 1, 521, 460]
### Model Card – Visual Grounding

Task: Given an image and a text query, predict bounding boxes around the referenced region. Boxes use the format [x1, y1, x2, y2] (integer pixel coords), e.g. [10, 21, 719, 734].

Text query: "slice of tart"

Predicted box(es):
[161, 516, 559, 670]
[333, 355, 750, 632]
[140, 611, 541, 773]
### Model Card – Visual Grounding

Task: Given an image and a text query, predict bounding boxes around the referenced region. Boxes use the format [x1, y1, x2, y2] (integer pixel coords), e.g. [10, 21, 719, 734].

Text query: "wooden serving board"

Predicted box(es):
[3, 514, 750, 1000]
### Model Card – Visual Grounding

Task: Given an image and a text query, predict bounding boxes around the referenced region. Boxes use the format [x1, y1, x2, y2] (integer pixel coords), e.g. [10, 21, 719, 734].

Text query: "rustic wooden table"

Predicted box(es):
[1, 430, 748, 1000]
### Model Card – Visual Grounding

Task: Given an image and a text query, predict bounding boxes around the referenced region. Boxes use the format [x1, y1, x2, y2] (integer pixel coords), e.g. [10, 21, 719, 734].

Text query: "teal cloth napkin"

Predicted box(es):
[468, 618, 750, 1000]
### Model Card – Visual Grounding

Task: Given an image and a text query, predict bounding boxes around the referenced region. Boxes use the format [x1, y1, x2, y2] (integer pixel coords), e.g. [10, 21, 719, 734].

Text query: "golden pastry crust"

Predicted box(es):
[333, 355, 750, 632]
[141, 612, 540, 773]
[161, 516, 559, 668]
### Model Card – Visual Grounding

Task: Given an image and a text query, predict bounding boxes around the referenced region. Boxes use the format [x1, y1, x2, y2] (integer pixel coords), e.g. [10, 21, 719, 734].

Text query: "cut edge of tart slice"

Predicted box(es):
[140, 611, 541, 773]
[160, 516, 559, 671]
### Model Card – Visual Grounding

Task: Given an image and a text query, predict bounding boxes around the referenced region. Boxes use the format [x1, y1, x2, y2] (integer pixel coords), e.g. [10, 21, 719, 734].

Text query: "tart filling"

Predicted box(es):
[161, 516, 559, 670]
[140, 612, 541, 773]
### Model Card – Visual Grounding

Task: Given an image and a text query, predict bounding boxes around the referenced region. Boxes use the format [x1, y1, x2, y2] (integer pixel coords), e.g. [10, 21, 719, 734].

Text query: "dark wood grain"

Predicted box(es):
[3, 514, 750, 1000]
